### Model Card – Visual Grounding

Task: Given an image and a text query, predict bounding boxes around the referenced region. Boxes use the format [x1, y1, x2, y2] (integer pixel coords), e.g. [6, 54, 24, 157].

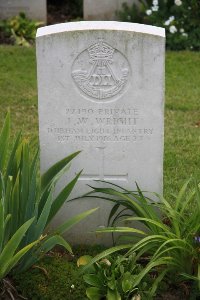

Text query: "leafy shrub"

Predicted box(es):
[0, 113, 97, 275]
[82, 179, 200, 295]
[117, 0, 200, 50]
[78, 253, 155, 299]
[0, 12, 42, 46]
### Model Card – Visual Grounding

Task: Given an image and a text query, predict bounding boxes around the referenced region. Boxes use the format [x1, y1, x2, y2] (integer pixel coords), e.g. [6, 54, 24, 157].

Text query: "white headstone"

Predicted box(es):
[84, 0, 140, 21]
[0, 0, 47, 23]
[36, 21, 165, 245]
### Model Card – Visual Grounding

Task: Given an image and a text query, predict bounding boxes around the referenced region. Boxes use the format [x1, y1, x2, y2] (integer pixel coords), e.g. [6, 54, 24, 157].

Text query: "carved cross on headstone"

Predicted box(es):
[79, 146, 128, 181]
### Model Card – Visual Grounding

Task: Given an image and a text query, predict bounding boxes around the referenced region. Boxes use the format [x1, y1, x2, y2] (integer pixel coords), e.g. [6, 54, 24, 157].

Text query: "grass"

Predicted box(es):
[0, 46, 200, 198]
[0, 46, 38, 148]
[164, 51, 200, 197]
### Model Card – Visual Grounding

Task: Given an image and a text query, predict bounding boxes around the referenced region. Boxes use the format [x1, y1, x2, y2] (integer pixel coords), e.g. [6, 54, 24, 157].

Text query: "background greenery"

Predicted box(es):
[0, 46, 200, 199]
[118, 0, 200, 50]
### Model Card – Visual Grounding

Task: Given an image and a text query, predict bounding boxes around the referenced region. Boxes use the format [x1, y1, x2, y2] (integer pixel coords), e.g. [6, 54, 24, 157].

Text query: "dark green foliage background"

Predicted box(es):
[48, 0, 83, 19]
[117, 0, 200, 50]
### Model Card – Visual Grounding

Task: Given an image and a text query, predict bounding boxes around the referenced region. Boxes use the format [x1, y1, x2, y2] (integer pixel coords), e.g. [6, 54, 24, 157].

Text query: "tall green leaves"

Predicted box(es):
[84, 179, 200, 290]
[0, 218, 37, 279]
[0, 113, 10, 171]
[0, 171, 38, 279]
[0, 113, 97, 275]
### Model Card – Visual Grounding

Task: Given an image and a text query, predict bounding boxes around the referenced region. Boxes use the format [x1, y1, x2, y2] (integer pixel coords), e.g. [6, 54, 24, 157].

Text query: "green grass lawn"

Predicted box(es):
[0, 46, 200, 198]
[0, 46, 38, 148]
[164, 51, 200, 197]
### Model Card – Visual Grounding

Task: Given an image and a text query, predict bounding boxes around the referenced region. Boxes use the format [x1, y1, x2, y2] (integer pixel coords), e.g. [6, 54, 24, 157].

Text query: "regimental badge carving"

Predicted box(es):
[72, 40, 130, 101]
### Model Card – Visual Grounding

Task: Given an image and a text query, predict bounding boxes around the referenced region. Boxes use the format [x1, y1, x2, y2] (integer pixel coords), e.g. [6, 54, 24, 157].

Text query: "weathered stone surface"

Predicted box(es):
[84, 0, 140, 21]
[0, 0, 47, 22]
[36, 21, 165, 245]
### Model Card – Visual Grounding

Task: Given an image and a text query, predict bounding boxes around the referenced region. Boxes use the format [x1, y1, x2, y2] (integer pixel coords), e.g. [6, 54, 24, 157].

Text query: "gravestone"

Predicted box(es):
[84, 0, 139, 21]
[36, 21, 165, 245]
[0, 0, 47, 23]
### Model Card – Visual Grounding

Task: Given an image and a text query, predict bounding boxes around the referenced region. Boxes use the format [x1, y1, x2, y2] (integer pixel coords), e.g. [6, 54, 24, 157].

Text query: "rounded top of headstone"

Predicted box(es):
[36, 21, 165, 38]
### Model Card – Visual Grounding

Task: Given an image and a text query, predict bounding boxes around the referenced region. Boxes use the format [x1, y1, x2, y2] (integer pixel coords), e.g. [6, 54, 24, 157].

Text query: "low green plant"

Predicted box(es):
[0, 12, 42, 46]
[82, 178, 200, 294]
[78, 253, 155, 300]
[0, 113, 98, 274]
